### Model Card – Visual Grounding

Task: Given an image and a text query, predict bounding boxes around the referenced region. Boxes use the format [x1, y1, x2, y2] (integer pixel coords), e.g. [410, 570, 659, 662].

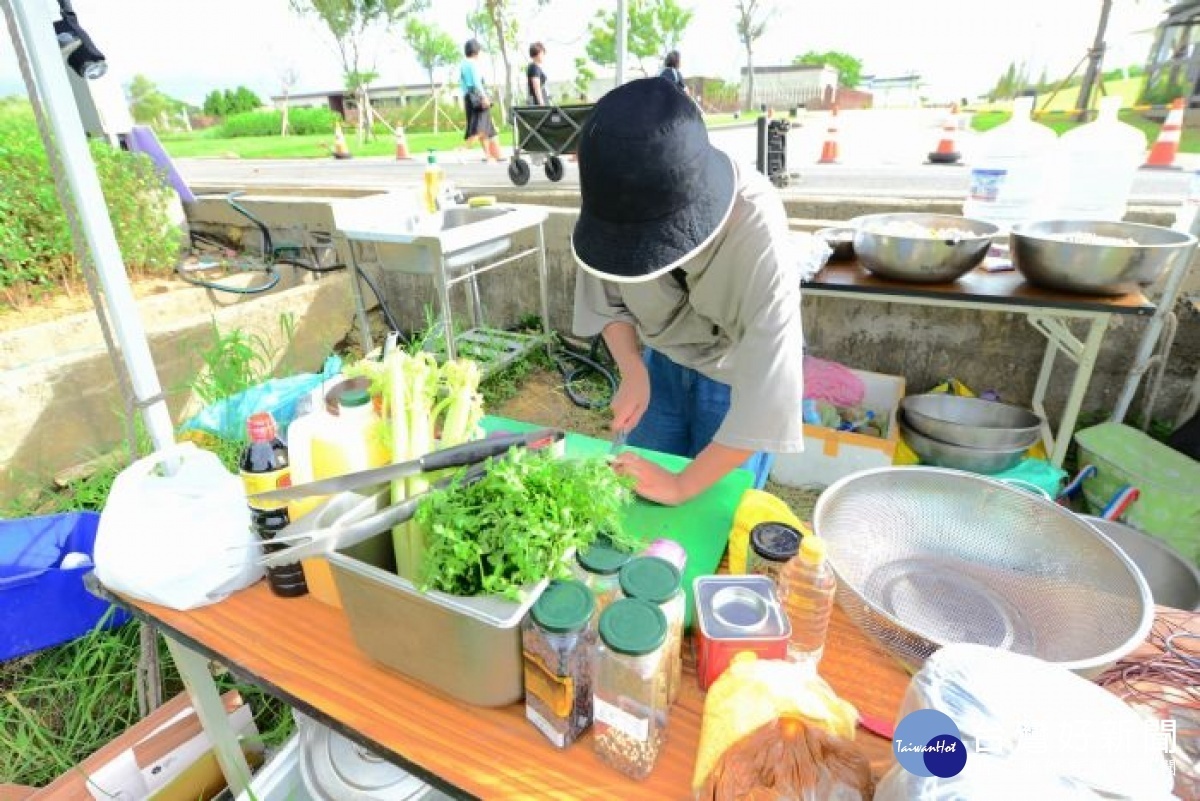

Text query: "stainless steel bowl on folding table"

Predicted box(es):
[813, 467, 1154, 677]
[852, 213, 999, 283]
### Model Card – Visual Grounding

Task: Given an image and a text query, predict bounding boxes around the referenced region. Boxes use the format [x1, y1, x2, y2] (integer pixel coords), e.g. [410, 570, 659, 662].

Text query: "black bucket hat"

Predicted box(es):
[571, 78, 736, 283]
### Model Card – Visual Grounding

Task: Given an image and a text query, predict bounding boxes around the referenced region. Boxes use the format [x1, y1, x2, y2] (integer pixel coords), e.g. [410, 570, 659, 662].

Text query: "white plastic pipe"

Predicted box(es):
[5, 0, 175, 455]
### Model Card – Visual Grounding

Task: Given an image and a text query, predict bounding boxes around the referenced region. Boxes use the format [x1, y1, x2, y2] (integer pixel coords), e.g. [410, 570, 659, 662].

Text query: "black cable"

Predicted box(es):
[175, 260, 281, 294]
[351, 264, 404, 336]
[549, 333, 618, 410]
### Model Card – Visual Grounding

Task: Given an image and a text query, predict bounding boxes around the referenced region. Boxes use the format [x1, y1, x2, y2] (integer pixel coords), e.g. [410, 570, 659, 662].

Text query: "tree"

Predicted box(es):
[279, 66, 299, 135]
[289, 0, 428, 143]
[126, 74, 185, 129]
[202, 89, 227, 117]
[734, 0, 774, 111]
[794, 50, 862, 89]
[586, 0, 694, 76]
[573, 56, 596, 102]
[403, 17, 459, 133]
[232, 86, 263, 112]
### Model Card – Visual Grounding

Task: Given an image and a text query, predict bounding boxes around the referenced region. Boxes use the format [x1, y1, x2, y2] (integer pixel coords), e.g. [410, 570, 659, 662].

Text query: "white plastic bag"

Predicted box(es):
[94, 443, 262, 610]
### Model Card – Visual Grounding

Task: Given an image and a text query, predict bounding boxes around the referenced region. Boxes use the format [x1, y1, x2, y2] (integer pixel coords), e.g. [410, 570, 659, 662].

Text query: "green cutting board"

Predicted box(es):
[481, 416, 753, 627]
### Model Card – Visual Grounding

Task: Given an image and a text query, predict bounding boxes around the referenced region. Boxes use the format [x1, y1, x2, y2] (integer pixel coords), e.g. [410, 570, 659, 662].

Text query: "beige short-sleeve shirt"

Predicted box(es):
[573, 165, 805, 454]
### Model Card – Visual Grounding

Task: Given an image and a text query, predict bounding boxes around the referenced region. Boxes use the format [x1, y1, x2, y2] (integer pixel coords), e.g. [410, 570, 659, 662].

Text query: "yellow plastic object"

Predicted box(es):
[692, 652, 860, 795]
[728, 489, 812, 574]
[467, 195, 497, 207]
[302, 557, 342, 608]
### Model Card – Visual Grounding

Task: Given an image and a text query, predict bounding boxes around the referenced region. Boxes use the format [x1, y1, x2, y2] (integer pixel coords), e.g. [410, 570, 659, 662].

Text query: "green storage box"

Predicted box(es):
[1075, 423, 1200, 564]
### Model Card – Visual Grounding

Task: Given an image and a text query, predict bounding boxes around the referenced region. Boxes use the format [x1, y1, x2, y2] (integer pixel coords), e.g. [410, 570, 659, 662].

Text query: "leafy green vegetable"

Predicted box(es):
[414, 449, 636, 599]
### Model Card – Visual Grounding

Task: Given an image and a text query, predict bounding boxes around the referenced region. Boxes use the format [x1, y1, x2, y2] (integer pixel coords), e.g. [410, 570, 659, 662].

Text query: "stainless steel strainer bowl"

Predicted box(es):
[813, 467, 1153, 677]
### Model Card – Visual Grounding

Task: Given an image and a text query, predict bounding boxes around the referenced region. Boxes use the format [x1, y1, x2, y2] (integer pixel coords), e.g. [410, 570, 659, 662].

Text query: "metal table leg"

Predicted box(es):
[432, 251, 457, 360]
[536, 223, 551, 343]
[1027, 314, 1111, 467]
[164, 636, 253, 797]
[347, 242, 375, 353]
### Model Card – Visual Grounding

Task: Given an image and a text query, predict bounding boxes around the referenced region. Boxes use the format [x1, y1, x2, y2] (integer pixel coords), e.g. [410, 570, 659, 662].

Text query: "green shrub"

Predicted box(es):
[220, 107, 336, 137]
[0, 100, 179, 305]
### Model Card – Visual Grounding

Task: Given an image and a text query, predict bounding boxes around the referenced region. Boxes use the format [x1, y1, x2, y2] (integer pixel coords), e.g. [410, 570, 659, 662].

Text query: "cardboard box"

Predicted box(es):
[13, 690, 260, 801]
[770, 368, 905, 488]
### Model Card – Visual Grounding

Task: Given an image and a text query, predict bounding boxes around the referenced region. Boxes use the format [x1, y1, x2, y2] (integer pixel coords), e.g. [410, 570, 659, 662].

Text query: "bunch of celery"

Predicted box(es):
[382, 351, 484, 581]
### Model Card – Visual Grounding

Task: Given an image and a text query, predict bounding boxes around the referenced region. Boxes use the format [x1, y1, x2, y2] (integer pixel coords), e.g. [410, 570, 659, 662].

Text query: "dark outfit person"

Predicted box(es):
[572, 79, 804, 505]
[660, 50, 687, 93]
[526, 42, 548, 105]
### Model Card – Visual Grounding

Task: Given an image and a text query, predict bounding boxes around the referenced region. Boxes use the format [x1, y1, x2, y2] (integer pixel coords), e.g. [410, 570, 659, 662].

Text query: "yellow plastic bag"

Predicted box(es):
[693, 653, 873, 800]
[728, 490, 812, 574]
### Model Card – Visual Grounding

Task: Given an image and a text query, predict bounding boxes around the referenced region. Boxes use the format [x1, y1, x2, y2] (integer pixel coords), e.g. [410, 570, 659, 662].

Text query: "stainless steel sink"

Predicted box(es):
[333, 195, 544, 274]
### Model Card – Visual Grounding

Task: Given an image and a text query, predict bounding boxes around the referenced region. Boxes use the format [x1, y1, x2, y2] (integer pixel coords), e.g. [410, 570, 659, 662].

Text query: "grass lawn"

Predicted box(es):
[161, 128, 514, 160]
[969, 107, 1200, 152]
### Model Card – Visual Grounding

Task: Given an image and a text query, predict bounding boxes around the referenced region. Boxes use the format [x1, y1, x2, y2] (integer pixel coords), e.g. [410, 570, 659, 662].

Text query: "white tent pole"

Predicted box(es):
[6, 0, 175, 455]
[615, 0, 627, 88]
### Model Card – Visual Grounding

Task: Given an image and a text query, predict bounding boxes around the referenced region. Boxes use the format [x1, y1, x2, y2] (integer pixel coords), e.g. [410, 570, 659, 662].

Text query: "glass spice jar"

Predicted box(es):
[571, 537, 633, 619]
[746, 522, 802, 588]
[522, 579, 596, 748]
[618, 556, 685, 706]
[592, 599, 670, 781]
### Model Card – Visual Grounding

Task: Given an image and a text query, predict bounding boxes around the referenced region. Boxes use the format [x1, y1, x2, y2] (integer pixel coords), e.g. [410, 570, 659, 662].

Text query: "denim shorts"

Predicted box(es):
[628, 349, 774, 489]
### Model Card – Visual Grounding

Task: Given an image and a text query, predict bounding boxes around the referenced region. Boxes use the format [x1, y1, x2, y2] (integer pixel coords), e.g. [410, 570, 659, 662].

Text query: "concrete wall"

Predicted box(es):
[1, 271, 353, 504]
[181, 191, 1200, 440]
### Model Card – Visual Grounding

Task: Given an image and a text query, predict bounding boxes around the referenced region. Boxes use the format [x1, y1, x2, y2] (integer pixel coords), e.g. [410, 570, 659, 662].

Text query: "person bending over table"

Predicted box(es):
[571, 78, 805, 505]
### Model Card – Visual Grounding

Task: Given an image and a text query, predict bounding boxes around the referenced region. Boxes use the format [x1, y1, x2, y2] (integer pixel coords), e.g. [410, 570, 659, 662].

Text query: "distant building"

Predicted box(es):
[739, 63, 839, 109]
[271, 83, 448, 117]
[858, 74, 924, 108]
[1144, 1, 1200, 105]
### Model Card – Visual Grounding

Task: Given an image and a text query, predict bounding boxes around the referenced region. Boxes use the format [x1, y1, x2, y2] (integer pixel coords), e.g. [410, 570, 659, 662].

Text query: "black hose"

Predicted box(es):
[351, 264, 404, 336]
[549, 333, 618, 410]
[175, 260, 281, 294]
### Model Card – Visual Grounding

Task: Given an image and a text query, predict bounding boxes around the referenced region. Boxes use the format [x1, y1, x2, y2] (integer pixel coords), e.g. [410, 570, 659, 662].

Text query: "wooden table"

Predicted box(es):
[116, 583, 910, 799]
[803, 261, 1155, 466]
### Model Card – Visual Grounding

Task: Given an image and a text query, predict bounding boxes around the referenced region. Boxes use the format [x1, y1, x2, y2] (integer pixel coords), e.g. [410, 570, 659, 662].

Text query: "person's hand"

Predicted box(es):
[481, 96, 492, 109]
[612, 453, 688, 505]
[610, 364, 649, 433]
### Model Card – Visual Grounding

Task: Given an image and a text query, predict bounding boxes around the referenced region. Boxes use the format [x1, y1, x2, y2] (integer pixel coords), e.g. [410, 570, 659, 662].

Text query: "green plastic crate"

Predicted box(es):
[1075, 423, 1200, 564]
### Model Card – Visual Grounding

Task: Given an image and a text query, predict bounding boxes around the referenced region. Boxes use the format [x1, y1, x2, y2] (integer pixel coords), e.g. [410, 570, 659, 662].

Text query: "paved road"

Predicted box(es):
[176, 109, 1195, 205]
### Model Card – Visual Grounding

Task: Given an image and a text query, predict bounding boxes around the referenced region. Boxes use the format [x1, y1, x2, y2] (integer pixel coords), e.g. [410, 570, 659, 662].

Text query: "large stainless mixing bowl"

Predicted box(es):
[1010, 220, 1196, 296]
[853, 213, 999, 283]
[1084, 517, 1200, 611]
[900, 393, 1042, 450]
[899, 411, 1028, 474]
[814, 467, 1154, 676]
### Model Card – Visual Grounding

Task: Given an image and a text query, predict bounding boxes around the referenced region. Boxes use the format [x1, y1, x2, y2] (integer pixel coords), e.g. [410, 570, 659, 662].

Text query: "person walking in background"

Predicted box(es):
[660, 50, 688, 96]
[460, 38, 502, 162]
[527, 42, 549, 105]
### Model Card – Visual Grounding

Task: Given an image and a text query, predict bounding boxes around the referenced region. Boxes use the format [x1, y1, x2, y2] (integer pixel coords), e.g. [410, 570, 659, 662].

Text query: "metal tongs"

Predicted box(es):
[255, 428, 564, 569]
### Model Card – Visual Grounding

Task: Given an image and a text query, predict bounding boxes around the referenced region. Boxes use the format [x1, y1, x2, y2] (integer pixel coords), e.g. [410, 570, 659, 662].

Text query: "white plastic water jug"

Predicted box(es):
[962, 96, 1058, 230]
[1050, 96, 1146, 221]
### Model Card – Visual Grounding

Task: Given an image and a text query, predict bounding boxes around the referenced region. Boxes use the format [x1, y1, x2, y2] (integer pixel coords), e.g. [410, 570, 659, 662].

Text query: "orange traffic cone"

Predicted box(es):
[818, 106, 840, 164]
[394, 126, 411, 160]
[927, 103, 962, 165]
[1144, 97, 1185, 170]
[331, 122, 351, 160]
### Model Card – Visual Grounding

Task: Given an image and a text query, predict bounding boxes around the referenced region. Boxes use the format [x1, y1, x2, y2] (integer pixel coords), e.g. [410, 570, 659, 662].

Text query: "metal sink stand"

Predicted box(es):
[342, 210, 551, 373]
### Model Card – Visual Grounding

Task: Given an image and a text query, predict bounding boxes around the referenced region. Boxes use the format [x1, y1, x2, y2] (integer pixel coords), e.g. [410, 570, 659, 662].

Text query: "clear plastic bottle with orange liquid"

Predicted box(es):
[778, 535, 836, 665]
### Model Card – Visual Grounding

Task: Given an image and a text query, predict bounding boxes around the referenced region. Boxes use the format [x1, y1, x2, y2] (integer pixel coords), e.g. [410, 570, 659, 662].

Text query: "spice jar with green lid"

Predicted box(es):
[571, 536, 632, 617]
[522, 579, 596, 748]
[592, 598, 670, 780]
[618, 556, 685, 706]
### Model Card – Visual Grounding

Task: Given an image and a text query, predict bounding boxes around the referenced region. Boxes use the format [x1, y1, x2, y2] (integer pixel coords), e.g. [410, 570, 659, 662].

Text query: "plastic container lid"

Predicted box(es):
[427, 150, 437, 164]
[618, 556, 681, 604]
[749, 522, 802, 563]
[338, 388, 371, 408]
[599, 598, 667, 655]
[576, 537, 632, 575]
[531, 579, 595, 633]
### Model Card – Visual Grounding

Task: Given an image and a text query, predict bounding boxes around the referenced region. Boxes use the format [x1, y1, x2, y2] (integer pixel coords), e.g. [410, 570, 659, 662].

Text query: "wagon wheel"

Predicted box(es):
[508, 158, 531, 186]
[544, 156, 565, 182]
